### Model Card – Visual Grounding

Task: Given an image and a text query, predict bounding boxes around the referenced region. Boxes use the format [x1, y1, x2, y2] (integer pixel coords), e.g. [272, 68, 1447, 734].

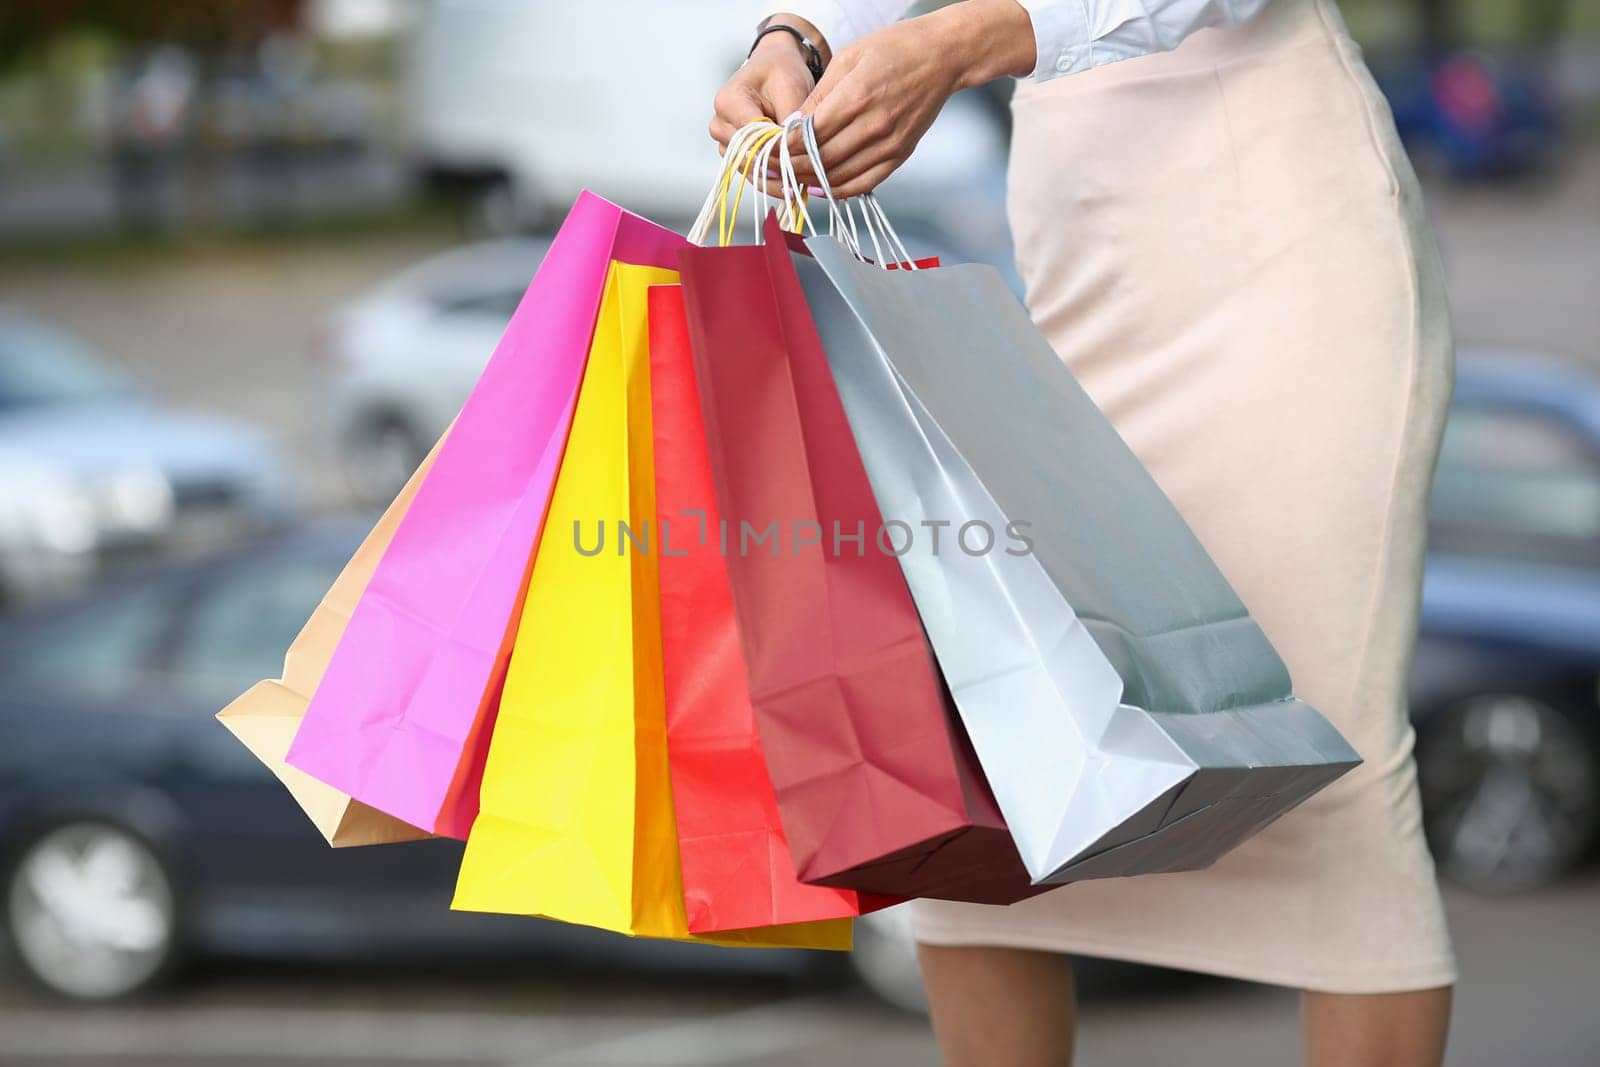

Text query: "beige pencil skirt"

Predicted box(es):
[910, 0, 1457, 993]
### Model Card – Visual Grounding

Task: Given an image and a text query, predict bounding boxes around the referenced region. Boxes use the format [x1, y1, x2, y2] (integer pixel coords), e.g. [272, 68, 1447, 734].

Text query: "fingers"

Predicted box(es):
[709, 49, 906, 198]
[785, 114, 900, 194]
[760, 171, 791, 202]
[784, 126, 820, 187]
[786, 128, 906, 198]
[830, 158, 902, 199]
[821, 134, 905, 188]
[810, 82, 884, 167]
[758, 80, 811, 128]
[784, 58, 852, 186]
[710, 57, 815, 149]
[709, 82, 768, 149]
[778, 52, 899, 192]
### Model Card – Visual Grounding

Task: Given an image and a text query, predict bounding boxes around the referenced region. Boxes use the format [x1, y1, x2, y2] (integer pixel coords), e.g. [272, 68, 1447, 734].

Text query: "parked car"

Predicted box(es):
[0, 308, 296, 605]
[320, 238, 548, 505]
[0, 518, 894, 1004]
[323, 224, 1015, 507]
[1376, 49, 1564, 180]
[1411, 353, 1600, 892]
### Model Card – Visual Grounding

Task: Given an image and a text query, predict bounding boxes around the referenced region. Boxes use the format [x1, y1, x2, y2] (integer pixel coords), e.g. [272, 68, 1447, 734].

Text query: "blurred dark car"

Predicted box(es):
[1412, 354, 1600, 893]
[0, 520, 862, 1004]
[0, 308, 296, 606]
[1378, 50, 1563, 180]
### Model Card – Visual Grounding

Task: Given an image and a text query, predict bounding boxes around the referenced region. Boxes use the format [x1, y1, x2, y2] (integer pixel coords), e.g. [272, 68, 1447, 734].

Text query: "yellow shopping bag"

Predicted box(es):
[451, 261, 849, 950]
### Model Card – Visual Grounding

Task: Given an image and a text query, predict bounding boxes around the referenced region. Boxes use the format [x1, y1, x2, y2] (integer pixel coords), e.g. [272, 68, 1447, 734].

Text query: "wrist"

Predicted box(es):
[934, 0, 1037, 90]
[751, 32, 811, 75]
[756, 12, 832, 68]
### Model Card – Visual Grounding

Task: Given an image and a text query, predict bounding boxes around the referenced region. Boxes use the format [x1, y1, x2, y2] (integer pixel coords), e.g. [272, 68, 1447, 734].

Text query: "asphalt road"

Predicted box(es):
[2, 874, 1598, 1066]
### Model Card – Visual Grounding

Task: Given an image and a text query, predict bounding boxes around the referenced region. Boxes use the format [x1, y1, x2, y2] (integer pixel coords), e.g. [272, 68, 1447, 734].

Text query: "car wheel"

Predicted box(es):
[342, 415, 427, 508]
[1417, 692, 1600, 893]
[5, 821, 179, 1000]
[850, 905, 928, 1014]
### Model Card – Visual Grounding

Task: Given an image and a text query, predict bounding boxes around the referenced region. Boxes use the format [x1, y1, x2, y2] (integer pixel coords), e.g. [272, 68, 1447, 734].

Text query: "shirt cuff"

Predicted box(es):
[1015, 0, 1096, 81]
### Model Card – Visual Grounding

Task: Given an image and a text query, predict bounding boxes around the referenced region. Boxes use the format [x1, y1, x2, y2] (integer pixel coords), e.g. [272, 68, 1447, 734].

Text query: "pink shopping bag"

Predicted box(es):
[286, 191, 685, 837]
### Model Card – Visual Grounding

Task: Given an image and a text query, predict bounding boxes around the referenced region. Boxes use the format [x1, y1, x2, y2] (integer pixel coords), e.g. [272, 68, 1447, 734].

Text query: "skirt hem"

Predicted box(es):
[911, 922, 1457, 995]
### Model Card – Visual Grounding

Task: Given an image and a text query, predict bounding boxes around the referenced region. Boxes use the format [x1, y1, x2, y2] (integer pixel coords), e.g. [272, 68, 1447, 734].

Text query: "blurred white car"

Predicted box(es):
[0, 309, 296, 605]
[320, 237, 549, 504]
[322, 216, 1012, 506]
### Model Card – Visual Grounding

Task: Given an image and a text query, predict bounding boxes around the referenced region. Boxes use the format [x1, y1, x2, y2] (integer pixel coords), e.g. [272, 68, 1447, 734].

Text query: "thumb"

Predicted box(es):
[716, 82, 774, 130]
[759, 81, 809, 122]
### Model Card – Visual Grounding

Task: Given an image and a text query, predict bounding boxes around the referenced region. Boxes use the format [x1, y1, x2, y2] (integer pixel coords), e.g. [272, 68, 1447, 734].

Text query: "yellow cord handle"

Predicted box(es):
[713, 120, 808, 248]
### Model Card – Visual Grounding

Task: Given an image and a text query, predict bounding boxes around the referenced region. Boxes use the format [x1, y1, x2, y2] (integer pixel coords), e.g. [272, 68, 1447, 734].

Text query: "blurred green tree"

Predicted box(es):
[0, 1, 307, 231]
[0, 1, 305, 74]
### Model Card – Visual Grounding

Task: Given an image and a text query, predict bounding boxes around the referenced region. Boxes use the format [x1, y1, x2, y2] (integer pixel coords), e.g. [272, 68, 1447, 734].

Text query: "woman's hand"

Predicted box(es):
[709, 15, 829, 152]
[798, 0, 1037, 198]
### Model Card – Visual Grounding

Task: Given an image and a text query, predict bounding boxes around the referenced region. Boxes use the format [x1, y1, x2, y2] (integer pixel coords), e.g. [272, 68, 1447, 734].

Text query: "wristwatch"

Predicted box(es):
[749, 17, 827, 84]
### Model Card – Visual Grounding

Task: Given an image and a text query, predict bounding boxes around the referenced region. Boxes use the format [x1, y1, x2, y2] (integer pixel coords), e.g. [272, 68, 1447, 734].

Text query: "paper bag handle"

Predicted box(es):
[688, 120, 810, 248]
[690, 116, 918, 271]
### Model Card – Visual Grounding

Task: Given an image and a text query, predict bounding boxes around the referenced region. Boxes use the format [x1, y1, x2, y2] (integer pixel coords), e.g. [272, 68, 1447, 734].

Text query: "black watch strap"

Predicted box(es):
[749, 22, 826, 83]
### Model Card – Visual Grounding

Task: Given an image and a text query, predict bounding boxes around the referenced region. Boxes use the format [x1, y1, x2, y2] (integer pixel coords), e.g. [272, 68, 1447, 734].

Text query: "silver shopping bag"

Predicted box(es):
[795, 234, 1361, 884]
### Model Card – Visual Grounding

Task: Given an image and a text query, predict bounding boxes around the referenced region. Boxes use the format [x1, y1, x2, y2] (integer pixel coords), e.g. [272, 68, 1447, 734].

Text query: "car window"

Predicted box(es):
[0, 322, 137, 411]
[167, 554, 344, 706]
[1430, 405, 1600, 567]
[0, 582, 179, 697]
[432, 289, 523, 322]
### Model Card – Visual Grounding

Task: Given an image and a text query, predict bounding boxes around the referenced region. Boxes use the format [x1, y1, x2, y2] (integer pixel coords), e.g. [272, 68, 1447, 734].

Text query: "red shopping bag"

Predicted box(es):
[648, 283, 897, 932]
[674, 217, 1039, 903]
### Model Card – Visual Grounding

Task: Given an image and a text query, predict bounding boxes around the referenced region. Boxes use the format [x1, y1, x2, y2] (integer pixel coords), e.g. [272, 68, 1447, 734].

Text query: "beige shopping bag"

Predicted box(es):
[216, 431, 448, 846]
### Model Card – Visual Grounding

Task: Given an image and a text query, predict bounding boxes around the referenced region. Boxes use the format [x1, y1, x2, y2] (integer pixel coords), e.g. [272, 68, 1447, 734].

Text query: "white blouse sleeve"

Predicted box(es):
[1019, 0, 1272, 81]
[777, 1, 916, 56]
[781, 1, 1271, 82]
